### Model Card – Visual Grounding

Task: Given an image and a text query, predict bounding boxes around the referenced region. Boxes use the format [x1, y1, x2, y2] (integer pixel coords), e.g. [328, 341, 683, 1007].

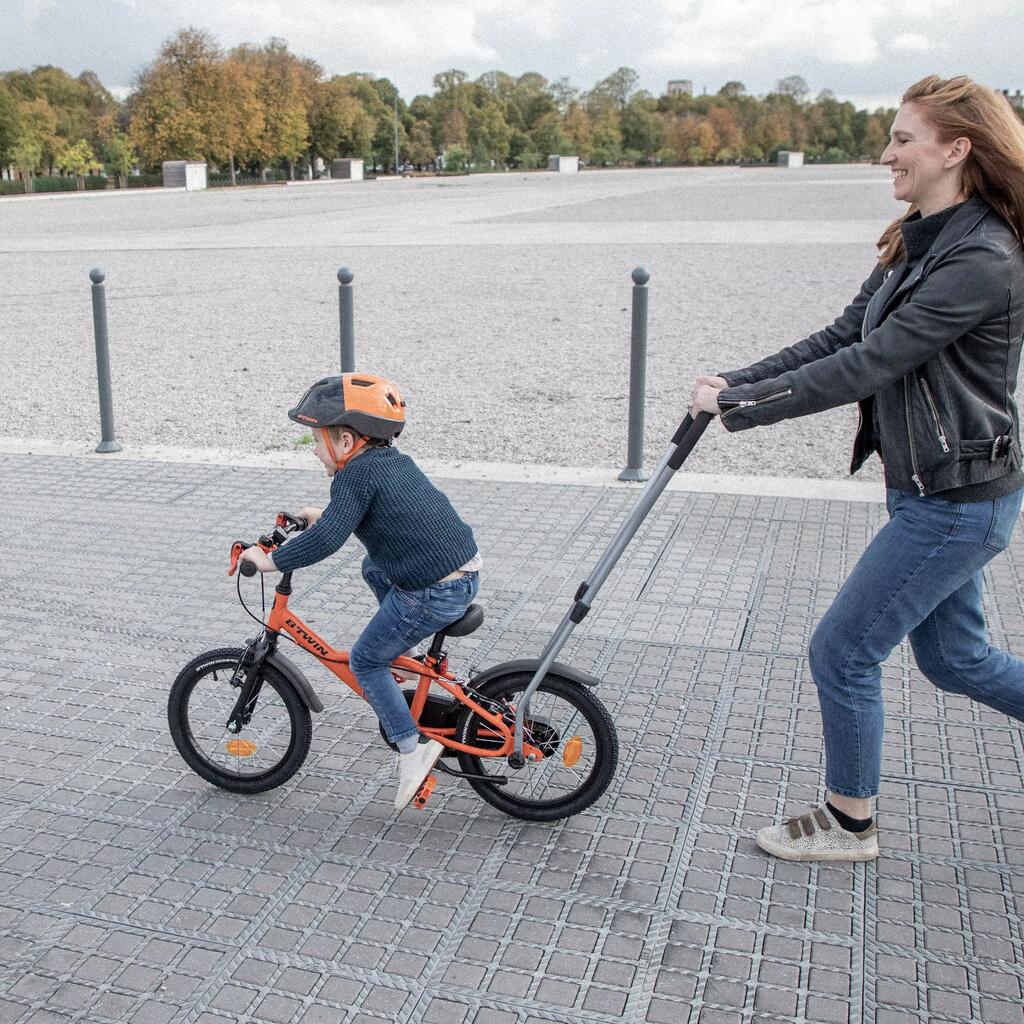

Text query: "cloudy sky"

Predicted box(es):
[4, 0, 1023, 109]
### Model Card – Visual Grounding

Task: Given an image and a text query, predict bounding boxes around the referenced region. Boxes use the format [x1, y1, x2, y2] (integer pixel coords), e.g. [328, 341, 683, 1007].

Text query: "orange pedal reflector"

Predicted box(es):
[563, 736, 583, 767]
[225, 738, 257, 757]
[413, 775, 437, 810]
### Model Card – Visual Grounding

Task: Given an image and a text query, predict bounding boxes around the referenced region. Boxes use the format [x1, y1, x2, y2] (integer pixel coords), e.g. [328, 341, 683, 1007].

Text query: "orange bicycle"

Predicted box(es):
[167, 511, 618, 820]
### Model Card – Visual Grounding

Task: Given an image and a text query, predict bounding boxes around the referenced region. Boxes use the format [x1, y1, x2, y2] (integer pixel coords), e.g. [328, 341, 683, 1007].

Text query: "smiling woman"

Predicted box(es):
[687, 75, 1024, 863]
[876, 75, 1024, 263]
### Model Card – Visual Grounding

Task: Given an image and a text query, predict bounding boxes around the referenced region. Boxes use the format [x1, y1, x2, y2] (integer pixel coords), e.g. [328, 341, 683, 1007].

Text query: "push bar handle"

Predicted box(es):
[670, 412, 694, 444]
[668, 411, 713, 469]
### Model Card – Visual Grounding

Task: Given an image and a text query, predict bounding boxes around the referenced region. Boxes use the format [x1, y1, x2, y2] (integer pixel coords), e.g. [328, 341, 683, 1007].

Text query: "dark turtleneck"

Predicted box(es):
[899, 201, 964, 265]
[872, 202, 1024, 501]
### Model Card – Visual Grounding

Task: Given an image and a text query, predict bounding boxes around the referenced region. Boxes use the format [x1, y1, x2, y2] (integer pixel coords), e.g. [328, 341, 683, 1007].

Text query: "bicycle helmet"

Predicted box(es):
[288, 374, 406, 440]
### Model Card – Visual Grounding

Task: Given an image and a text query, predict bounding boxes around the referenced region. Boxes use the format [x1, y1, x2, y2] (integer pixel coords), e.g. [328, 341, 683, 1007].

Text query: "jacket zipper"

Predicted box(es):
[729, 389, 793, 409]
[918, 377, 950, 453]
[904, 376, 926, 495]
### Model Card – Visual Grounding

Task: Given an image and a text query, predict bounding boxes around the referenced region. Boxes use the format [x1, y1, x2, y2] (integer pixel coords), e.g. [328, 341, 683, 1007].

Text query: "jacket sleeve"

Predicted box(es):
[718, 262, 886, 386]
[717, 243, 1011, 432]
[271, 471, 372, 572]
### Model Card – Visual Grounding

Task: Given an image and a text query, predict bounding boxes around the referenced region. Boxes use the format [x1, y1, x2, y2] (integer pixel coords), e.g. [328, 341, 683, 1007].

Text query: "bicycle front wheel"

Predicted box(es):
[168, 647, 312, 794]
[455, 671, 618, 821]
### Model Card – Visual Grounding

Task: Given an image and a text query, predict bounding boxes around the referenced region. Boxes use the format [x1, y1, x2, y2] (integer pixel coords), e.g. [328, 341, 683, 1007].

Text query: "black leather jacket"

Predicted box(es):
[717, 196, 1024, 495]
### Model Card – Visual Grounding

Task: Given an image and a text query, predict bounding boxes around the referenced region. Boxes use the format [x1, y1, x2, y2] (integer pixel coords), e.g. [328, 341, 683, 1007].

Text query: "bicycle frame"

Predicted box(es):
[260, 582, 544, 762]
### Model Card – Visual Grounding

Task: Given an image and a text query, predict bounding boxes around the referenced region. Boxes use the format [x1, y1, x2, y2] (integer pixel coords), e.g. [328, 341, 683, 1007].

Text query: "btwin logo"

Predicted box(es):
[286, 618, 330, 657]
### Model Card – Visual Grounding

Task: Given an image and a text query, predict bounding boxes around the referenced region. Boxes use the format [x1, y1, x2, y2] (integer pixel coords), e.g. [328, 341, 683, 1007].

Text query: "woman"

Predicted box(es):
[690, 75, 1024, 862]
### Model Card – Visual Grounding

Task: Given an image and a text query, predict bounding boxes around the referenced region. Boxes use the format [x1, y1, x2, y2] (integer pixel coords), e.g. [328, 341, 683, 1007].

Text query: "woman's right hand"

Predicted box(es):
[296, 506, 323, 528]
[690, 375, 729, 416]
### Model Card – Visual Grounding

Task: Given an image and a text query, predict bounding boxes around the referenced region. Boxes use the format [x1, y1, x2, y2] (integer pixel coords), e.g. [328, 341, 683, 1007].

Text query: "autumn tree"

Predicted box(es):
[0, 86, 22, 172]
[231, 39, 318, 179]
[406, 119, 436, 168]
[101, 129, 136, 187]
[562, 101, 593, 159]
[589, 67, 640, 113]
[468, 97, 511, 165]
[17, 96, 61, 172]
[309, 76, 374, 164]
[129, 29, 237, 168]
[57, 139, 99, 188]
[621, 94, 663, 160]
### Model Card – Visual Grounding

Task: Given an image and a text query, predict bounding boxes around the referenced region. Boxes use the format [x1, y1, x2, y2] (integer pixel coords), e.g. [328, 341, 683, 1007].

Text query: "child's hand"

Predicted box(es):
[240, 546, 277, 573]
[296, 506, 323, 528]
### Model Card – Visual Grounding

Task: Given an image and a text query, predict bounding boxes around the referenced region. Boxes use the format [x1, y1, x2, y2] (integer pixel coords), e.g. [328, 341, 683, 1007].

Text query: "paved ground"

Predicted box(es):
[2, 451, 1023, 1024]
[0, 165, 893, 481]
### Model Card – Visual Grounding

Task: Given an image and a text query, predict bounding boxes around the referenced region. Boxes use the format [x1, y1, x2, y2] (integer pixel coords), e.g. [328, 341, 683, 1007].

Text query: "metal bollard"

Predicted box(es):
[89, 268, 122, 453]
[618, 266, 649, 481]
[338, 267, 355, 372]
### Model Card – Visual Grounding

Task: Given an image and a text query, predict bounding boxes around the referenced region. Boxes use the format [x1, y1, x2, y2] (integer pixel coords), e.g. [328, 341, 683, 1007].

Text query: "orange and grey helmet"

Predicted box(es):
[288, 374, 406, 441]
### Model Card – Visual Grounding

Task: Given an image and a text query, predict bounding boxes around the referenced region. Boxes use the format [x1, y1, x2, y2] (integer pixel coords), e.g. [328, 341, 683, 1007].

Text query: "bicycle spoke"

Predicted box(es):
[188, 669, 293, 779]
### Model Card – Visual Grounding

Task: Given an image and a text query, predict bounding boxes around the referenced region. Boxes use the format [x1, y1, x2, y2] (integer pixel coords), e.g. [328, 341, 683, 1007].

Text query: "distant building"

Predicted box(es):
[1001, 89, 1024, 110]
[667, 80, 693, 97]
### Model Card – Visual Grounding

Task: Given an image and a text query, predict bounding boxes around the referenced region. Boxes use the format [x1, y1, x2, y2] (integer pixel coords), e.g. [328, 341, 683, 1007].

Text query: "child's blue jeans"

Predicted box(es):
[350, 555, 479, 747]
[809, 486, 1024, 799]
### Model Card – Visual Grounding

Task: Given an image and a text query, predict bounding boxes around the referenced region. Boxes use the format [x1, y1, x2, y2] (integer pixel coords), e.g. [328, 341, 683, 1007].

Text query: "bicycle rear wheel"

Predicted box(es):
[455, 671, 618, 821]
[168, 647, 312, 794]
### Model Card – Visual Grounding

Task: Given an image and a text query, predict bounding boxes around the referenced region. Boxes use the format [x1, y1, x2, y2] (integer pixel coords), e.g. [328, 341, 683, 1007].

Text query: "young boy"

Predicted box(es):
[241, 373, 481, 810]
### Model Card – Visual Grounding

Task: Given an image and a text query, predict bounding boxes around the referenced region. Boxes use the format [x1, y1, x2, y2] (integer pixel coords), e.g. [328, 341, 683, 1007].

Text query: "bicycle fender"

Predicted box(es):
[266, 650, 324, 713]
[470, 659, 599, 689]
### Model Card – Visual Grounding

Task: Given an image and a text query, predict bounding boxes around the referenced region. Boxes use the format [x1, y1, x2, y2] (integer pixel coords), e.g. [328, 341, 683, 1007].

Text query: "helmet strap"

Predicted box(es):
[323, 429, 367, 471]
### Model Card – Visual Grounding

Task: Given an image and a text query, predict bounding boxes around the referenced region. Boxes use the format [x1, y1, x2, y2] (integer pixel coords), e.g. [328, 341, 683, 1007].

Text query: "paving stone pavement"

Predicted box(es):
[1, 452, 1023, 1024]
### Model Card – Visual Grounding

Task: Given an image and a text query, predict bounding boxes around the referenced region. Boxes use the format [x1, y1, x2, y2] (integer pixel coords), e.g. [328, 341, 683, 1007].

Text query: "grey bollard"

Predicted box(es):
[618, 266, 649, 481]
[89, 268, 122, 453]
[338, 267, 355, 372]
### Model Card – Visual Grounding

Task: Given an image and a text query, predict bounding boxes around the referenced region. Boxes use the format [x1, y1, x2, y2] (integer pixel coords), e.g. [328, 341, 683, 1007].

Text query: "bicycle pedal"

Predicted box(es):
[413, 774, 437, 810]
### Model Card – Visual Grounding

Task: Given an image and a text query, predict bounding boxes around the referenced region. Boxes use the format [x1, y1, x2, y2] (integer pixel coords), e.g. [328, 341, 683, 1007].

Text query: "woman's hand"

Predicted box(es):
[240, 545, 277, 573]
[690, 375, 728, 416]
[295, 506, 323, 528]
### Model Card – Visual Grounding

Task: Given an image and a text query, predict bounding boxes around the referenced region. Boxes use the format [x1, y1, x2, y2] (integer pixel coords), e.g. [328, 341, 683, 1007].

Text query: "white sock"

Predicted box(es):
[396, 735, 419, 755]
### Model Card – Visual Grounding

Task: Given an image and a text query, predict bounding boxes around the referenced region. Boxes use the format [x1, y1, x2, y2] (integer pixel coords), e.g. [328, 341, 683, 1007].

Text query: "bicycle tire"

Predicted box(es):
[168, 647, 312, 794]
[455, 671, 618, 821]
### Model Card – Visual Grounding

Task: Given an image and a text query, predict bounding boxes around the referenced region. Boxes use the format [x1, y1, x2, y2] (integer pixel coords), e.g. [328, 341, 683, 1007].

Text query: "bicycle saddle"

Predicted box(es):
[436, 603, 484, 639]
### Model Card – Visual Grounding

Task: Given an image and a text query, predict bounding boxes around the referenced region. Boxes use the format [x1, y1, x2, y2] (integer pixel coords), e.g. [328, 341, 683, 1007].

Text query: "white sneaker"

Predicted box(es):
[756, 803, 879, 862]
[394, 739, 444, 811]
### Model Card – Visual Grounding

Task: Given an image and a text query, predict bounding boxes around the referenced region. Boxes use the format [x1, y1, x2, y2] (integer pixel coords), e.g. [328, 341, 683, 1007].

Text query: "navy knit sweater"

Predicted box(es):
[271, 447, 479, 588]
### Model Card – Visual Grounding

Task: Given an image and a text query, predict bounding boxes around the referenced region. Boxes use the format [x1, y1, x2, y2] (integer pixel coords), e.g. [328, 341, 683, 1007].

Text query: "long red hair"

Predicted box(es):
[878, 76, 1024, 265]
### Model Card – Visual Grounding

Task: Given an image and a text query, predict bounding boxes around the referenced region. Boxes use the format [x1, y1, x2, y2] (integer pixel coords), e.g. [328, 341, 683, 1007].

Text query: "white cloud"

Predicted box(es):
[4, 0, 1023, 103]
[888, 32, 930, 51]
[654, 0, 887, 66]
[123, 0, 500, 72]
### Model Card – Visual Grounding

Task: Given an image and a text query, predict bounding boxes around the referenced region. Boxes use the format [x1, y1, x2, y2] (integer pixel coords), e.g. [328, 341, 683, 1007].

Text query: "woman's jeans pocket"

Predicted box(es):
[983, 488, 1024, 552]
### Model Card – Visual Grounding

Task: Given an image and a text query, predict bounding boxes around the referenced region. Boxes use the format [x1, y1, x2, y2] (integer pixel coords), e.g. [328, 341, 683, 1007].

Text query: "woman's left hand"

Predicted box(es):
[690, 375, 727, 415]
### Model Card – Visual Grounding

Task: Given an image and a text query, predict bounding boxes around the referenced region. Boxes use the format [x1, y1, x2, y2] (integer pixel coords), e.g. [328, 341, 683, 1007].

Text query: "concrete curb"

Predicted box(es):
[0, 435, 886, 503]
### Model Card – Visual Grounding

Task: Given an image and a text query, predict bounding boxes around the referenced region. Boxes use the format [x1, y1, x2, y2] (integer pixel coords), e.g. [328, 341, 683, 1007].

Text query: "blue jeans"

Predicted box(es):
[350, 555, 479, 746]
[810, 487, 1024, 798]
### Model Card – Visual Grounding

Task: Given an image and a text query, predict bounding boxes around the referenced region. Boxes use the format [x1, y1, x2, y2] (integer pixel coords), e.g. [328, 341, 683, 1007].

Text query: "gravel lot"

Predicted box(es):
[0, 165, 903, 482]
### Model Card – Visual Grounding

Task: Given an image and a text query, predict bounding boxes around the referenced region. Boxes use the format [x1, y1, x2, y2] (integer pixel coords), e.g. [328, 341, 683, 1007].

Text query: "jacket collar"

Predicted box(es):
[888, 195, 991, 303]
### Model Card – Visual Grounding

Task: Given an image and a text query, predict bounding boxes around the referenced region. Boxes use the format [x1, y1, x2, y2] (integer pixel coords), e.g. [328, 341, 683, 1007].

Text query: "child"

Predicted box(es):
[241, 373, 481, 810]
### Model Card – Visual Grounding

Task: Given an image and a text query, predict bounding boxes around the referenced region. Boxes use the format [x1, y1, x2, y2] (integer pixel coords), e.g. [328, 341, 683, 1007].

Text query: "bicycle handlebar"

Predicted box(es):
[228, 511, 309, 577]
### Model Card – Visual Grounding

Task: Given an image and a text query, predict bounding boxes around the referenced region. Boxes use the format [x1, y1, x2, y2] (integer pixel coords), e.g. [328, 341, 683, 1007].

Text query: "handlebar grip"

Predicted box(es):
[670, 413, 694, 445]
[667, 411, 713, 470]
[239, 559, 258, 577]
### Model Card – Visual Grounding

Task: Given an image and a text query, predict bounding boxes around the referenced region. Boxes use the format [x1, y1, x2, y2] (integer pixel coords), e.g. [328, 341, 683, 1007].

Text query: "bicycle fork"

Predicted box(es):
[226, 632, 273, 734]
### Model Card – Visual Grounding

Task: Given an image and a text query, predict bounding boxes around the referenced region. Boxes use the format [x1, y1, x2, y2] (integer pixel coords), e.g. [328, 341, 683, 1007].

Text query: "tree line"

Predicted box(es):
[0, 27, 910, 189]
